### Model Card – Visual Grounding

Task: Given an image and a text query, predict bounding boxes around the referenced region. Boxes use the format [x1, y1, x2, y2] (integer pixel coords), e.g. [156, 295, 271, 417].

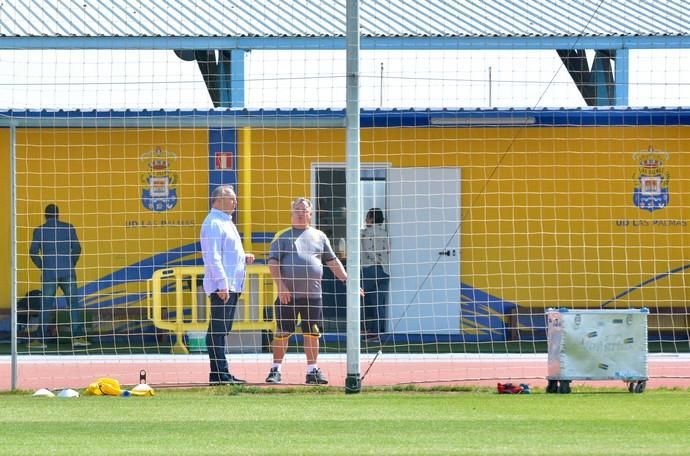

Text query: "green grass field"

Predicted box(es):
[2, 386, 690, 455]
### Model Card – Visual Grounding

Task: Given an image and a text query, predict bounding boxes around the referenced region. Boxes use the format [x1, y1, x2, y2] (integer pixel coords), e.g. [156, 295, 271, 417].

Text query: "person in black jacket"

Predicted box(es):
[29, 204, 89, 349]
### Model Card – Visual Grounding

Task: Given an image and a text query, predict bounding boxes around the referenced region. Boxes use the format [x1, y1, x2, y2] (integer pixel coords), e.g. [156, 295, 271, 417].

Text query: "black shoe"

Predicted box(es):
[305, 368, 328, 385]
[210, 374, 246, 385]
[265, 367, 282, 384]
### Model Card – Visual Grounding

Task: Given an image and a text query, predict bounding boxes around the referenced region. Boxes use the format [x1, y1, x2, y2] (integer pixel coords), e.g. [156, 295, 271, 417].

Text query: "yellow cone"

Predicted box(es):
[130, 383, 156, 397]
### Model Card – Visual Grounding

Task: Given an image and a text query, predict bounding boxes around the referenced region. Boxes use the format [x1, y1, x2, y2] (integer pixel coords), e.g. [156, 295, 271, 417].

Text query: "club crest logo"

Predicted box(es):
[140, 147, 178, 212]
[632, 147, 669, 212]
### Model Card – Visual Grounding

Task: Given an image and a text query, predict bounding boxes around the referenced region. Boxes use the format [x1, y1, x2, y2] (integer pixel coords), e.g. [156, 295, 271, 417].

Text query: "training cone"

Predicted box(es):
[32, 388, 55, 397]
[131, 383, 155, 397]
[57, 388, 80, 398]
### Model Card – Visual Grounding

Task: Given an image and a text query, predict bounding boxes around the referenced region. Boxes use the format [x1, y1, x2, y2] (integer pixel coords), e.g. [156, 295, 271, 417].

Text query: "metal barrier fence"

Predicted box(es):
[146, 265, 276, 353]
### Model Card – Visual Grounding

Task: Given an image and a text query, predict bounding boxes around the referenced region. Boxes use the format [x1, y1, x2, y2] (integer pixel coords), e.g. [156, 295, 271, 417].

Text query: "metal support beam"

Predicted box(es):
[591, 50, 615, 106]
[5, 36, 690, 51]
[175, 49, 245, 108]
[230, 50, 246, 108]
[217, 51, 232, 107]
[615, 48, 629, 106]
[557, 49, 617, 106]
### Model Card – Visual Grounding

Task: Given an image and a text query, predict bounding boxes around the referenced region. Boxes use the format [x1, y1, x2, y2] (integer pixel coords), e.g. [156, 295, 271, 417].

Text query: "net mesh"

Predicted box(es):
[2, 36, 690, 389]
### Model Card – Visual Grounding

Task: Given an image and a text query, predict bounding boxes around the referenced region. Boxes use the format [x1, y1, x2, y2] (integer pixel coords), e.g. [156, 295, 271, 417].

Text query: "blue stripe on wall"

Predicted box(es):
[208, 128, 238, 213]
[4, 108, 690, 128]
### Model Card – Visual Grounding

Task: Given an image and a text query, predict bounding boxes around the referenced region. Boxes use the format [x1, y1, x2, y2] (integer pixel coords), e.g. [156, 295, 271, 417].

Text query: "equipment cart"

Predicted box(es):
[546, 308, 649, 393]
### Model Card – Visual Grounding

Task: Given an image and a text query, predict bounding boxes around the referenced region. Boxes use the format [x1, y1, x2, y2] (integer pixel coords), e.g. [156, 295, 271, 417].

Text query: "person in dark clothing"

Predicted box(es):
[264, 198, 349, 385]
[29, 204, 88, 349]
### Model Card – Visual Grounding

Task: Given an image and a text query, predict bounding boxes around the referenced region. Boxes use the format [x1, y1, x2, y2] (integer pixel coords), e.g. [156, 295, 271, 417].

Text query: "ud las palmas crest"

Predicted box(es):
[632, 147, 669, 212]
[141, 147, 178, 212]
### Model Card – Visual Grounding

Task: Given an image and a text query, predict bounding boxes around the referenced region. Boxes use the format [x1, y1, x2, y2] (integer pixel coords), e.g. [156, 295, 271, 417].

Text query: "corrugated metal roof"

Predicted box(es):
[0, 0, 687, 38]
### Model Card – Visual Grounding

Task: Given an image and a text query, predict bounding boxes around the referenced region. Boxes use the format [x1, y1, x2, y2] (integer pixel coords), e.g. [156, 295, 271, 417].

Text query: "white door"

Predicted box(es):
[387, 167, 461, 334]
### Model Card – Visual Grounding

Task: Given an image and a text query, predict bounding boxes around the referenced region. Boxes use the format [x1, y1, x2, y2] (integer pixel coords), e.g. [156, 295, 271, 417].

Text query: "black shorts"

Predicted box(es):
[275, 296, 323, 336]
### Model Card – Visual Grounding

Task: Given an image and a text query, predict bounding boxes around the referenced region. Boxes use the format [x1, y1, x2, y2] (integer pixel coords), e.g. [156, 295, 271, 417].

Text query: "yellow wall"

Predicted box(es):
[251, 128, 344, 238]
[6, 128, 209, 309]
[2, 124, 689, 312]
[250, 126, 690, 309]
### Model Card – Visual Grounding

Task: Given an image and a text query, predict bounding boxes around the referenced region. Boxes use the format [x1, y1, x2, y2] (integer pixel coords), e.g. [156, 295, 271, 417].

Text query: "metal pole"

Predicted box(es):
[614, 49, 629, 106]
[380, 62, 384, 107]
[345, 0, 361, 394]
[488, 66, 492, 107]
[10, 121, 17, 391]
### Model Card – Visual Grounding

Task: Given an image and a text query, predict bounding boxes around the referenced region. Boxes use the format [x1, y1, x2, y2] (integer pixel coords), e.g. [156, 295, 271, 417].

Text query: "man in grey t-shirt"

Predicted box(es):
[265, 197, 349, 385]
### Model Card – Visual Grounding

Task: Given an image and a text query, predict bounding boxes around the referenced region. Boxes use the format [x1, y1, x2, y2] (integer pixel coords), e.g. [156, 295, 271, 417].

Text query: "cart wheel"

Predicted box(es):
[627, 382, 635, 393]
[558, 380, 571, 394]
[634, 381, 646, 394]
[546, 380, 558, 394]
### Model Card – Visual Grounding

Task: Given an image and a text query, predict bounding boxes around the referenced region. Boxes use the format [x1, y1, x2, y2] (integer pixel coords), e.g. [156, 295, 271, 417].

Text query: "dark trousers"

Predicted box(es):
[39, 272, 83, 340]
[206, 291, 239, 377]
[361, 265, 390, 335]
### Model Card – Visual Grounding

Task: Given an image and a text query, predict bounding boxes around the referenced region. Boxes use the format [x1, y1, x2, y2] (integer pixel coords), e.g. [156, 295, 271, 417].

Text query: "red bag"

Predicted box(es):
[497, 382, 527, 394]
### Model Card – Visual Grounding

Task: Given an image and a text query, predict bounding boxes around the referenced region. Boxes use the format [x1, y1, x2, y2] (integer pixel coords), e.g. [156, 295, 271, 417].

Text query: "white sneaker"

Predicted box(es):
[72, 337, 91, 347]
[27, 340, 47, 349]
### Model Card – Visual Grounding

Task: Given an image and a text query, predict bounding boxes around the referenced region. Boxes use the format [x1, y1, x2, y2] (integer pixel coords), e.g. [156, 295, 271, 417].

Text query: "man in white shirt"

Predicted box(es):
[200, 185, 255, 385]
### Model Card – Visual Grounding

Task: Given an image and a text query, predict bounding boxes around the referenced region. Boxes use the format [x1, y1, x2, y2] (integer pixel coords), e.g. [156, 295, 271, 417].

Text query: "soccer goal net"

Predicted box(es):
[2, 4, 690, 391]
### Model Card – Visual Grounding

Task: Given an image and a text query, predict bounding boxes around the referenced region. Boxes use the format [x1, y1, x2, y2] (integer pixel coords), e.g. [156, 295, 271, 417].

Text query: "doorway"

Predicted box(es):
[311, 165, 461, 336]
[312, 165, 388, 332]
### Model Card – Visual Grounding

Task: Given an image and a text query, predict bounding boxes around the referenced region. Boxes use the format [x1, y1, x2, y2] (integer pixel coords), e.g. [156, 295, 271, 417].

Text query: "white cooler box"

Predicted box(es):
[546, 308, 649, 393]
